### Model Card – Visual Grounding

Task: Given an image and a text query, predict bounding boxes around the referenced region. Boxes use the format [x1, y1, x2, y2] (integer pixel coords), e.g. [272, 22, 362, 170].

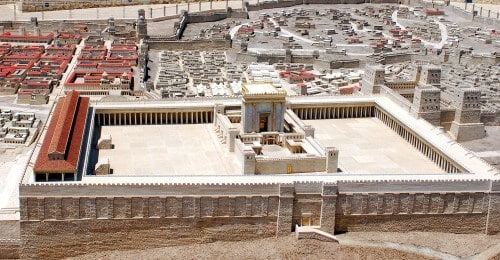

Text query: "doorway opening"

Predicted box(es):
[259, 114, 269, 132]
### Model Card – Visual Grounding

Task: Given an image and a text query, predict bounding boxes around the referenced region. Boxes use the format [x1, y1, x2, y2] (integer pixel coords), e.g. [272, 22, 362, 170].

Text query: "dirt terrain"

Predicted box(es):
[67, 232, 500, 260]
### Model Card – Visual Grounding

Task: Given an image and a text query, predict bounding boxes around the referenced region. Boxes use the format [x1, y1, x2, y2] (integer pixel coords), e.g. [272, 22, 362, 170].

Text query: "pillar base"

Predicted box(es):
[449, 121, 485, 142]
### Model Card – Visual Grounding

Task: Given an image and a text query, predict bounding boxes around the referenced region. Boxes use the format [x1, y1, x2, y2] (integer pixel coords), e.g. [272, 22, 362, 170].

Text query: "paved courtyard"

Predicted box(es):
[98, 124, 241, 176]
[306, 118, 445, 174]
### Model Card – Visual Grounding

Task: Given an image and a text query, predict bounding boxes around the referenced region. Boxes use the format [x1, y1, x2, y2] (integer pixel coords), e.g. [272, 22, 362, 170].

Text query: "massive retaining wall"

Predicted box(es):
[335, 179, 498, 234]
[0, 239, 20, 259]
[19, 182, 282, 258]
[18, 179, 500, 258]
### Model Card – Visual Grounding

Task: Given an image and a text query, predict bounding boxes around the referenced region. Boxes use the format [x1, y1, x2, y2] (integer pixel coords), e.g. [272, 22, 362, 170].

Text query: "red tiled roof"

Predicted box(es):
[34, 91, 89, 174]
[48, 91, 79, 155]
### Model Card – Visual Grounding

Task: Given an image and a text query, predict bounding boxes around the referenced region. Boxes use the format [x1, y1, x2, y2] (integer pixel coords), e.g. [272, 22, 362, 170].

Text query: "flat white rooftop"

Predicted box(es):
[306, 118, 445, 174]
[97, 124, 241, 176]
[243, 83, 280, 94]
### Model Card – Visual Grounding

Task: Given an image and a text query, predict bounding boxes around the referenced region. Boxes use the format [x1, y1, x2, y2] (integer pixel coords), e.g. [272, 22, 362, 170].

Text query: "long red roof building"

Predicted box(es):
[34, 91, 90, 181]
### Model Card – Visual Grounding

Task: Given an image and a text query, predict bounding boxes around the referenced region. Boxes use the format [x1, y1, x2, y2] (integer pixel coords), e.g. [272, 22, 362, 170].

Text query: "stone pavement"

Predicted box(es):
[98, 124, 241, 176]
[306, 118, 445, 174]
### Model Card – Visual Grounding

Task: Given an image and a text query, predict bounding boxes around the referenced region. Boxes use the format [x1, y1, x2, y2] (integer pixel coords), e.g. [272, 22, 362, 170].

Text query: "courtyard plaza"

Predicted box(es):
[97, 117, 445, 176]
[98, 124, 240, 175]
[305, 117, 445, 174]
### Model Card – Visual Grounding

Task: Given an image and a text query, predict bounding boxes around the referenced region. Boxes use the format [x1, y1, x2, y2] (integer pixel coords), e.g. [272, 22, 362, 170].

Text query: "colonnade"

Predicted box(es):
[292, 105, 375, 120]
[375, 108, 461, 173]
[64, 90, 131, 96]
[95, 110, 213, 126]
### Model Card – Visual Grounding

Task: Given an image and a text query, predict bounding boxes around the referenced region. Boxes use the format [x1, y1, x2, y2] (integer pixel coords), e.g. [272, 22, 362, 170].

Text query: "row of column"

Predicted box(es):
[375, 108, 460, 173]
[65, 90, 133, 95]
[96, 111, 213, 126]
[293, 106, 375, 120]
[66, 90, 109, 95]
[35, 172, 75, 182]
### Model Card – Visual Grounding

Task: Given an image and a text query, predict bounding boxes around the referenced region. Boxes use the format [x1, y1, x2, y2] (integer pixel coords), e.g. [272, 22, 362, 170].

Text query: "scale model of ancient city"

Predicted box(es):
[0, 0, 498, 258]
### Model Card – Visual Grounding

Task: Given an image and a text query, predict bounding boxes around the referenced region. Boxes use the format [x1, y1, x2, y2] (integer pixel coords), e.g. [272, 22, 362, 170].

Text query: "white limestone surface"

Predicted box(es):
[306, 118, 445, 174]
[98, 124, 241, 176]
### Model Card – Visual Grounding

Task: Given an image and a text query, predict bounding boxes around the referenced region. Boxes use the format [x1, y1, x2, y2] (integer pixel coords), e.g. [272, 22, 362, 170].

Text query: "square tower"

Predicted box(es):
[137, 10, 147, 39]
[449, 88, 485, 141]
[453, 88, 481, 124]
[419, 65, 441, 87]
[241, 83, 286, 133]
[361, 65, 385, 94]
[411, 85, 441, 126]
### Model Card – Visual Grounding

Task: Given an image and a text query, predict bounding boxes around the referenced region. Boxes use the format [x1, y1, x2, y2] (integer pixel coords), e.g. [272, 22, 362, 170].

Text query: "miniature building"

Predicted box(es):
[137, 15, 147, 39]
[241, 83, 286, 133]
[449, 88, 486, 142]
[9, 3, 500, 258]
[361, 64, 385, 94]
[33, 91, 90, 182]
[97, 134, 112, 149]
[108, 17, 116, 36]
[411, 85, 441, 126]
[424, 8, 445, 16]
[419, 65, 442, 87]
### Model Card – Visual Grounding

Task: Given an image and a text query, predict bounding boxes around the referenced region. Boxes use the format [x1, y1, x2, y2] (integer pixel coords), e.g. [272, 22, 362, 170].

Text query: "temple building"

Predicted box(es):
[241, 83, 287, 133]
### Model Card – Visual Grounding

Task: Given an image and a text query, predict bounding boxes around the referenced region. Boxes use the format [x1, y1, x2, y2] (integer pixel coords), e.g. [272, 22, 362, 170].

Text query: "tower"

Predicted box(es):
[419, 65, 441, 87]
[449, 88, 485, 142]
[285, 48, 292, 63]
[414, 65, 422, 83]
[137, 10, 147, 39]
[325, 147, 339, 173]
[361, 64, 385, 94]
[411, 85, 441, 126]
[108, 17, 116, 36]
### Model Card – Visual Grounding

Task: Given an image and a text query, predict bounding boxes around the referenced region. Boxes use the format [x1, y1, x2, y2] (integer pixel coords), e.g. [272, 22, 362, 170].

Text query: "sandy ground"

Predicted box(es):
[67, 232, 500, 260]
[66, 235, 432, 260]
[341, 231, 500, 257]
